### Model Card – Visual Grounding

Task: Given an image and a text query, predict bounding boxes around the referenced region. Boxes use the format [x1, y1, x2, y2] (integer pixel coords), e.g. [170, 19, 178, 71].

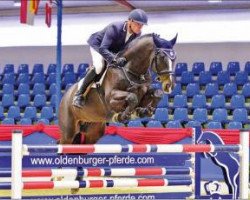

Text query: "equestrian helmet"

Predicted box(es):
[128, 9, 148, 25]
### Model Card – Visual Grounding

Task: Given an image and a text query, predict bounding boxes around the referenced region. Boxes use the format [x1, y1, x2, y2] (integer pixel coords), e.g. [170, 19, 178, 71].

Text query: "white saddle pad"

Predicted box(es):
[77, 68, 108, 90]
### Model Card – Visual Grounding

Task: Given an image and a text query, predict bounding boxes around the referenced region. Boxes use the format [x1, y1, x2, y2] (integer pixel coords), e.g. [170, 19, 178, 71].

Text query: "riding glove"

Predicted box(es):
[113, 57, 127, 67]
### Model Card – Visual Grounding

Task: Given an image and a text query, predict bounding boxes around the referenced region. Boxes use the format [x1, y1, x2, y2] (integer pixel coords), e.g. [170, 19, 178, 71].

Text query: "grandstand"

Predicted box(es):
[0, 61, 249, 129]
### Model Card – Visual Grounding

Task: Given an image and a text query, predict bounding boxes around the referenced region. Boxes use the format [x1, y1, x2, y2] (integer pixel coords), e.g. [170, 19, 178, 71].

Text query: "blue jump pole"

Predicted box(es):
[55, 0, 62, 117]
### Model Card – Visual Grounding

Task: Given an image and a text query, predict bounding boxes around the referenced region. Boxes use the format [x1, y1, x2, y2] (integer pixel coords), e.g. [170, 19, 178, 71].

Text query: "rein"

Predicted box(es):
[118, 47, 176, 87]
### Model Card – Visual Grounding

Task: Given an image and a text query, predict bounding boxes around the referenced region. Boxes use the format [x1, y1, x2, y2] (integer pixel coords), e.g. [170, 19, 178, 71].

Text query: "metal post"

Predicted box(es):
[239, 130, 249, 199]
[11, 130, 23, 199]
[55, 0, 62, 117]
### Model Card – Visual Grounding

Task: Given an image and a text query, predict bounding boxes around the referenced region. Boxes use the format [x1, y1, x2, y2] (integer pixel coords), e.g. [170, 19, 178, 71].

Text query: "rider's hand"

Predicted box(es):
[113, 57, 127, 67]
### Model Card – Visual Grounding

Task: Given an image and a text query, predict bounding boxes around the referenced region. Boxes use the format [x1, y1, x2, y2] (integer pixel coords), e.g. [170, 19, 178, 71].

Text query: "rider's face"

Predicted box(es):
[129, 20, 143, 34]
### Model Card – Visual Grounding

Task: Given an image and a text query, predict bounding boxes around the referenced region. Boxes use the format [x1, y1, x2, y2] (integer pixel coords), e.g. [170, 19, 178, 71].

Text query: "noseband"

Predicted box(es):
[152, 48, 176, 75]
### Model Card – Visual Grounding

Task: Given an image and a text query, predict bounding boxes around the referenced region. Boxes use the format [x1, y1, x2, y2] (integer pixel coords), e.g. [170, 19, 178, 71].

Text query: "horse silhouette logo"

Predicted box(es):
[197, 131, 240, 199]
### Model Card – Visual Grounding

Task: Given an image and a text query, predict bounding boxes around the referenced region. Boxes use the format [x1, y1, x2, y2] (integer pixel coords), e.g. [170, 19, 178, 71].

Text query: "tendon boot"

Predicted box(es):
[73, 68, 97, 108]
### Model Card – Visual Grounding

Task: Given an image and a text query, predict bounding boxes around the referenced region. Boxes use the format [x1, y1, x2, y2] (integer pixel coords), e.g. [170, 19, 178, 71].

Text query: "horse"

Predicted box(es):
[196, 131, 240, 199]
[58, 33, 177, 146]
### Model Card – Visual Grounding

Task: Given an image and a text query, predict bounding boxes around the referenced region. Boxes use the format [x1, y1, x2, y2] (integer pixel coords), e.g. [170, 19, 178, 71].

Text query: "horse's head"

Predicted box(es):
[152, 33, 177, 93]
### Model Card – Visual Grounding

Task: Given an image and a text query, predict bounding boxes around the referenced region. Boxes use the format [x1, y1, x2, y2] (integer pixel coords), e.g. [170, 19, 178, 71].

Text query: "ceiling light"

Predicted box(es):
[208, 0, 222, 3]
[14, 0, 21, 7]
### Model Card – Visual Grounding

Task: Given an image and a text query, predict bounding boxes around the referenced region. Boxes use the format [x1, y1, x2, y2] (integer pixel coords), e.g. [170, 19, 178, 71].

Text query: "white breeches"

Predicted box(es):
[90, 47, 103, 74]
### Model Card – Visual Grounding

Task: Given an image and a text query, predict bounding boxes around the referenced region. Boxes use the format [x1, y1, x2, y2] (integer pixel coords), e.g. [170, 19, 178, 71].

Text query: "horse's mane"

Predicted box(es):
[121, 33, 159, 54]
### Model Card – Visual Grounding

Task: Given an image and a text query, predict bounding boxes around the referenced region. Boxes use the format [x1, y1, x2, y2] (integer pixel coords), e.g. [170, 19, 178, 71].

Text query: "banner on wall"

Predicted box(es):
[45, 0, 52, 27]
[20, 0, 40, 25]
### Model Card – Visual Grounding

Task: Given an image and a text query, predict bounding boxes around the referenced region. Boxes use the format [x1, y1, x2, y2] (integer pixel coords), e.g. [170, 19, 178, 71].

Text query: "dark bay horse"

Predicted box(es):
[59, 33, 177, 145]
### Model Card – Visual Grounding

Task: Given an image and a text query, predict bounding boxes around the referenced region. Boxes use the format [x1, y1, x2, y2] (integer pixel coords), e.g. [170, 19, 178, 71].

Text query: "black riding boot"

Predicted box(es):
[73, 68, 97, 108]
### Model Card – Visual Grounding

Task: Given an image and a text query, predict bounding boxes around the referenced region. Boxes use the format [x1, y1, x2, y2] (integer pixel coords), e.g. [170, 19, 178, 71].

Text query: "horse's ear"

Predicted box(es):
[152, 33, 161, 48]
[170, 33, 178, 47]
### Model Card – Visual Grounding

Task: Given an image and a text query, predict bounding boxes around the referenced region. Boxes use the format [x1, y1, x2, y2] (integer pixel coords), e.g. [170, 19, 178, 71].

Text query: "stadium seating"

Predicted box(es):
[209, 94, 226, 109]
[1, 61, 250, 128]
[17, 94, 30, 108]
[77, 63, 89, 78]
[198, 71, 212, 85]
[230, 94, 245, 109]
[180, 71, 194, 85]
[173, 108, 188, 122]
[172, 94, 187, 108]
[20, 118, 32, 125]
[242, 83, 250, 98]
[192, 108, 208, 123]
[212, 108, 228, 123]
[186, 120, 201, 128]
[157, 94, 168, 108]
[146, 120, 163, 127]
[17, 83, 30, 96]
[244, 61, 250, 74]
[204, 83, 219, 97]
[32, 63, 44, 74]
[33, 94, 47, 109]
[227, 121, 243, 129]
[17, 64, 29, 74]
[3, 64, 14, 74]
[192, 94, 207, 109]
[207, 121, 222, 129]
[209, 61, 222, 75]
[166, 120, 182, 128]
[47, 64, 57, 74]
[222, 82, 237, 97]
[186, 83, 199, 97]
[232, 108, 249, 123]
[0, 106, 5, 120]
[227, 61, 240, 75]
[23, 106, 37, 121]
[154, 108, 169, 124]
[62, 63, 74, 75]
[234, 71, 249, 86]
[192, 62, 205, 75]
[127, 120, 144, 127]
[16, 73, 30, 85]
[7, 106, 21, 120]
[40, 106, 54, 121]
[174, 62, 188, 76]
[217, 71, 230, 85]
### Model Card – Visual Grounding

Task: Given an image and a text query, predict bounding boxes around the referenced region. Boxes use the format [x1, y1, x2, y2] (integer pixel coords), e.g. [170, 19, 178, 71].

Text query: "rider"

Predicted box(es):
[73, 8, 148, 108]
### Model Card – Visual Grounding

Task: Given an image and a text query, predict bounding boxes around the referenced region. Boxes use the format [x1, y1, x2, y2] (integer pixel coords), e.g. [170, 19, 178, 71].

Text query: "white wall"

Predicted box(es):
[0, 9, 250, 71]
[0, 9, 250, 47]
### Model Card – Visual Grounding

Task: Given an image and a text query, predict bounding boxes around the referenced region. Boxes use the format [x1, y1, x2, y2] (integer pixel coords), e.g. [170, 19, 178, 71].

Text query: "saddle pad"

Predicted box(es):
[77, 68, 108, 90]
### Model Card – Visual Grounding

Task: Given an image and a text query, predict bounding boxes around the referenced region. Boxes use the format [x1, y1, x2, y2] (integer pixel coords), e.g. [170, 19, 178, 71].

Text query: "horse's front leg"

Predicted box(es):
[109, 90, 138, 122]
[136, 88, 163, 118]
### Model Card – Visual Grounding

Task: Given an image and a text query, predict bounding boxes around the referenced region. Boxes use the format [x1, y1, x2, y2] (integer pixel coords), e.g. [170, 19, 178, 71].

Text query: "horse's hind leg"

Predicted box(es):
[84, 122, 106, 144]
[70, 122, 105, 195]
[59, 115, 79, 145]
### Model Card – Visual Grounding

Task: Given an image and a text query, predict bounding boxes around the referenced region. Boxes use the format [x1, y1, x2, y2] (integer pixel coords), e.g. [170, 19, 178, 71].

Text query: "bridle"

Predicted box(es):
[114, 47, 176, 86]
[152, 47, 176, 76]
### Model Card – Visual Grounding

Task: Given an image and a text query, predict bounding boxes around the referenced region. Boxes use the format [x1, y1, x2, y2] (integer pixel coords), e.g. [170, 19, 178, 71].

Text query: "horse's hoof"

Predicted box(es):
[137, 108, 152, 118]
[118, 113, 130, 122]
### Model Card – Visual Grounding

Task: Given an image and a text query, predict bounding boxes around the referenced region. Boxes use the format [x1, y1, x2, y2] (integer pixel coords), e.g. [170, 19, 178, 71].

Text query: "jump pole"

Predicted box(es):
[239, 130, 249, 199]
[11, 130, 23, 200]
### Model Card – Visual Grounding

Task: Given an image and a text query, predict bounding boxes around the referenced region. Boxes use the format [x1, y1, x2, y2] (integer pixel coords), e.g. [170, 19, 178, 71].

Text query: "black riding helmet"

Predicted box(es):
[128, 9, 148, 25]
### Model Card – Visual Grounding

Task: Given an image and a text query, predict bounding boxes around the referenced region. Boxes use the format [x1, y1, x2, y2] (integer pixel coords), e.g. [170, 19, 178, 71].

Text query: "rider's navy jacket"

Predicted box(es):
[87, 21, 141, 64]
